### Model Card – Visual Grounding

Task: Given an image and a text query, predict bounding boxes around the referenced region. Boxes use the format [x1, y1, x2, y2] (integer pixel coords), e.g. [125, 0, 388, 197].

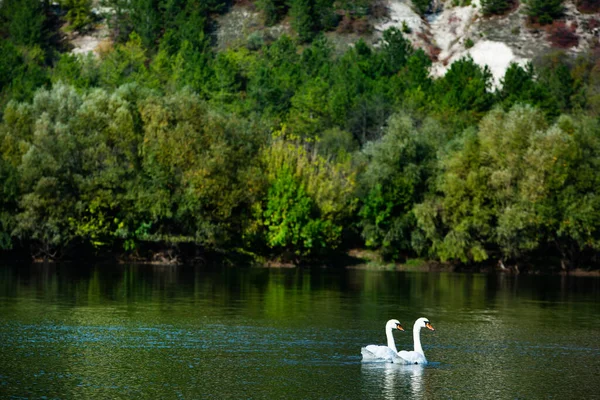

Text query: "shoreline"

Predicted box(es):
[3, 247, 599, 276]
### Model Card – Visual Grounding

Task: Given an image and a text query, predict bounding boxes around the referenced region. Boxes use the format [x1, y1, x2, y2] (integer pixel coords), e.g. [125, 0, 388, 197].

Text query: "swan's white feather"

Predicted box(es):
[398, 350, 428, 365]
[361, 345, 401, 363]
[396, 317, 433, 365]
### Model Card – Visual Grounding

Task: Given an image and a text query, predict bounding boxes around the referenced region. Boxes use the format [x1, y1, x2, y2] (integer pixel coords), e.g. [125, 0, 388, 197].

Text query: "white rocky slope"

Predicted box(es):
[70, 0, 599, 87]
[374, 0, 599, 87]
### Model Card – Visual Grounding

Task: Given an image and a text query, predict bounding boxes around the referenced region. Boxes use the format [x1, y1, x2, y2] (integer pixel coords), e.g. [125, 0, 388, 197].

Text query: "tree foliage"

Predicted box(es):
[0, 0, 599, 268]
[415, 105, 600, 266]
[481, 0, 514, 15]
[526, 0, 564, 24]
[358, 114, 443, 259]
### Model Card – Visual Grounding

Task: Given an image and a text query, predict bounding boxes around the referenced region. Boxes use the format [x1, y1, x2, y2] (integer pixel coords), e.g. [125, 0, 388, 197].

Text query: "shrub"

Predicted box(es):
[586, 18, 600, 31]
[576, 0, 600, 13]
[526, 0, 564, 25]
[481, 0, 515, 16]
[548, 21, 579, 48]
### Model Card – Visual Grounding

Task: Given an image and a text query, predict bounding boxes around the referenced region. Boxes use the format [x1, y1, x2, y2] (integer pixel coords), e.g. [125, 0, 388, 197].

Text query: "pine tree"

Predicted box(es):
[62, 0, 93, 32]
[0, 0, 46, 47]
[481, 0, 513, 15]
[290, 0, 316, 43]
[256, 0, 287, 26]
[526, 0, 564, 24]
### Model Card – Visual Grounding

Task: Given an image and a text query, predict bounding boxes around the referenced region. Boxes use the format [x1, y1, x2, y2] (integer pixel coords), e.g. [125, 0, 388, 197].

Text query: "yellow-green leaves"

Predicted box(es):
[416, 105, 600, 263]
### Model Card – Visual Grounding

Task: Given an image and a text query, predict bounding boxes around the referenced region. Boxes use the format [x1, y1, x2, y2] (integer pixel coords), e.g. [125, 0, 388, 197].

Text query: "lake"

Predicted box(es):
[1, 263, 599, 399]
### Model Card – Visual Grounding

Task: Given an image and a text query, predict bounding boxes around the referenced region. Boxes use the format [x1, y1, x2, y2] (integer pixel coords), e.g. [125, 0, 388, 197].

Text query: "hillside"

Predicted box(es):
[210, 0, 598, 85]
[1, 0, 600, 270]
[72, 0, 599, 87]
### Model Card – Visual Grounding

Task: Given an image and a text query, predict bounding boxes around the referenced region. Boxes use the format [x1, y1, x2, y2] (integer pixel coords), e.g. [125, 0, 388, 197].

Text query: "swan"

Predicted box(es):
[361, 319, 405, 363]
[397, 317, 435, 365]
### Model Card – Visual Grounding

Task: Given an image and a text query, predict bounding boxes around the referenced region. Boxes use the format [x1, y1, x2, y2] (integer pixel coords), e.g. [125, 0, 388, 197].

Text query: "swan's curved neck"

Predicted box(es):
[413, 325, 424, 355]
[386, 328, 398, 353]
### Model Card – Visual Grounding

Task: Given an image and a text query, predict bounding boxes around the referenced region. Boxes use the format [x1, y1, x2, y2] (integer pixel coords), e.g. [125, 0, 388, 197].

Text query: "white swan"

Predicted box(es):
[361, 319, 405, 362]
[397, 317, 435, 365]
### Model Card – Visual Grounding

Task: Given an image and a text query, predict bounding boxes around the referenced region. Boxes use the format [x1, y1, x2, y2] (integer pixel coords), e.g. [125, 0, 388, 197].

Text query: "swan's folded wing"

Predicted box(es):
[398, 350, 427, 365]
[361, 345, 399, 362]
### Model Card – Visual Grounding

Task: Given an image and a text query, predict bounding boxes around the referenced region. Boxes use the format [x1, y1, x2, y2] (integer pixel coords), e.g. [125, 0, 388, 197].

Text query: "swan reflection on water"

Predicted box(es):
[361, 362, 425, 399]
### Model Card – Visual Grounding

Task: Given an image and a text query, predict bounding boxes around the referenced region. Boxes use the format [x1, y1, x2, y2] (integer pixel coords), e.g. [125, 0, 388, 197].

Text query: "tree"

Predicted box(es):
[380, 28, 413, 76]
[359, 113, 443, 259]
[98, 33, 150, 89]
[0, 0, 46, 47]
[433, 56, 494, 128]
[256, 0, 287, 26]
[497, 62, 555, 114]
[9, 85, 85, 258]
[290, 0, 316, 43]
[414, 105, 600, 266]
[61, 0, 93, 32]
[250, 133, 357, 259]
[435, 56, 494, 113]
[130, 0, 161, 49]
[535, 52, 575, 115]
[412, 0, 431, 15]
[481, 0, 514, 15]
[526, 0, 564, 24]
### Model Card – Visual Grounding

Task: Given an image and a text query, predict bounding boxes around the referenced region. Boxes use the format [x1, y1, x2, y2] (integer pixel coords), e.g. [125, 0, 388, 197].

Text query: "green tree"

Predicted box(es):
[481, 0, 514, 15]
[98, 33, 150, 89]
[412, 0, 431, 15]
[52, 53, 99, 89]
[61, 0, 93, 32]
[262, 166, 335, 257]
[247, 35, 301, 116]
[0, 154, 19, 249]
[415, 105, 600, 266]
[359, 113, 443, 259]
[535, 52, 575, 116]
[290, 0, 316, 43]
[256, 0, 287, 26]
[433, 56, 494, 127]
[250, 133, 357, 259]
[8, 85, 84, 258]
[130, 0, 161, 49]
[526, 0, 564, 24]
[497, 62, 556, 114]
[380, 28, 413, 75]
[137, 90, 265, 248]
[0, 0, 46, 47]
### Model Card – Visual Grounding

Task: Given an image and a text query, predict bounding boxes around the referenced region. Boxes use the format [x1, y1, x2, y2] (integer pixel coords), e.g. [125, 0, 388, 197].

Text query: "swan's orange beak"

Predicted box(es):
[425, 322, 435, 331]
[396, 323, 405, 331]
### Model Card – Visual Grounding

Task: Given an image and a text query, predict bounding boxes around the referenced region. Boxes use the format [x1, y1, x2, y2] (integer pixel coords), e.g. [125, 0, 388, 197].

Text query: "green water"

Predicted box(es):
[0, 263, 599, 399]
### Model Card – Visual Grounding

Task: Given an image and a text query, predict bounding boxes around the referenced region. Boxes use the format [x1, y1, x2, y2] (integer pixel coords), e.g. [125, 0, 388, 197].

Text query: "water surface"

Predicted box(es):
[1, 263, 599, 399]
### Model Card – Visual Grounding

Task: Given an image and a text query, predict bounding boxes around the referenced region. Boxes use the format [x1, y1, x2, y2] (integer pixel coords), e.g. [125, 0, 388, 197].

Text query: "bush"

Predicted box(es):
[481, 0, 515, 16]
[547, 21, 579, 48]
[413, 0, 430, 14]
[576, 0, 600, 13]
[526, 0, 564, 25]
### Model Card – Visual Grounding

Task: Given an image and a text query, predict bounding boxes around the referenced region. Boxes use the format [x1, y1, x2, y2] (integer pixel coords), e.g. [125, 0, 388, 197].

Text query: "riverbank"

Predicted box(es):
[2, 243, 599, 276]
[263, 249, 600, 276]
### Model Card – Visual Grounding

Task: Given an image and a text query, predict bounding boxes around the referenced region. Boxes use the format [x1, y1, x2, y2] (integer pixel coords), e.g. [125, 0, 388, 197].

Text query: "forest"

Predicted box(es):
[0, 0, 599, 270]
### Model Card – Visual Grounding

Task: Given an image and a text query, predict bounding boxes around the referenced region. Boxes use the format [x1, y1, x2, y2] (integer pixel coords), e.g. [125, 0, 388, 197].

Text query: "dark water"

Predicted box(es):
[1, 263, 599, 399]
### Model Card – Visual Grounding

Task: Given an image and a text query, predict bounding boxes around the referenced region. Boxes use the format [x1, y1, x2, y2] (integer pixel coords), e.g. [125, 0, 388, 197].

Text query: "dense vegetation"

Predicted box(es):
[1, 0, 599, 270]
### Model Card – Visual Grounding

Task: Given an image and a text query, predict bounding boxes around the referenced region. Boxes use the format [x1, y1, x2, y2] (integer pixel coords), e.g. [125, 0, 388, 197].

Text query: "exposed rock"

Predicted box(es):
[374, 0, 600, 87]
[67, 0, 600, 83]
[69, 24, 110, 56]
